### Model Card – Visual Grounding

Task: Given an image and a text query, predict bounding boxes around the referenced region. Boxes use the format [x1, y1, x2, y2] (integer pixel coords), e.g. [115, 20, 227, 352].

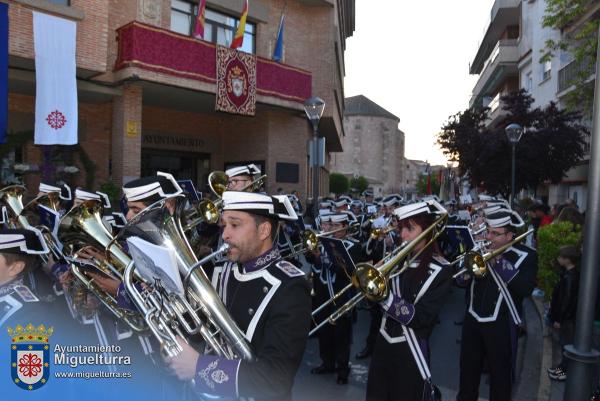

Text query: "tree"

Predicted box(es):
[329, 172, 349, 195]
[542, 0, 598, 114]
[437, 90, 587, 197]
[416, 174, 440, 196]
[349, 176, 369, 194]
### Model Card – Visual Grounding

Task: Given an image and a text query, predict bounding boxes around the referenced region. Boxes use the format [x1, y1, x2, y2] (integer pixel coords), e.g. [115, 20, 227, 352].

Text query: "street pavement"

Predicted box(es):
[293, 286, 491, 401]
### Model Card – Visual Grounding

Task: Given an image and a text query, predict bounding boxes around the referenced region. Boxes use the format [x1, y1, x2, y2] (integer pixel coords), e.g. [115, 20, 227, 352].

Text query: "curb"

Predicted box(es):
[532, 296, 553, 401]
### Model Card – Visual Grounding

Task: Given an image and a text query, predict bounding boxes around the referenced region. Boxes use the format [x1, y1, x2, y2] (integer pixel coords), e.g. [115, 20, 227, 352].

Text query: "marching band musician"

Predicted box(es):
[166, 191, 311, 401]
[87, 173, 183, 311]
[366, 200, 451, 401]
[456, 209, 537, 401]
[308, 210, 367, 385]
[225, 163, 262, 191]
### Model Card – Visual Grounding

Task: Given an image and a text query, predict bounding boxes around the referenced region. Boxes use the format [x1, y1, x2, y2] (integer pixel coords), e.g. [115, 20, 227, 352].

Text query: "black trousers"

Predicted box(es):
[456, 312, 516, 401]
[317, 314, 352, 377]
[363, 304, 383, 350]
[366, 334, 425, 401]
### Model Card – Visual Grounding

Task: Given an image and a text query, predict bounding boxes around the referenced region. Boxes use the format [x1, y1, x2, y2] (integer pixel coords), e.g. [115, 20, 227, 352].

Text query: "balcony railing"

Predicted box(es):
[558, 58, 593, 93]
[114, 21, 312, 104]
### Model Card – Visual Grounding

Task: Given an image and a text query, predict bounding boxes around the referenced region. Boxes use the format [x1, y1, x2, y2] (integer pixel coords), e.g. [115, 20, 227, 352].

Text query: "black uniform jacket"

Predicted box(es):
[194, 253, 311, 401]
[380, 256, 453, 343]
[467, 243, 537, 322]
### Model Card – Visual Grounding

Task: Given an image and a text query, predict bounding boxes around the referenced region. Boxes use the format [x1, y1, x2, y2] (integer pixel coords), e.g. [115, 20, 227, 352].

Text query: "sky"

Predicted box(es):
[343, 0, 496, 166]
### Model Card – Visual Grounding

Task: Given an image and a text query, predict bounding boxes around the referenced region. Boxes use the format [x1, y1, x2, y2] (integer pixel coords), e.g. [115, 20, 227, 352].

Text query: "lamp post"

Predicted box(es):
[304, 96, 325, 220]
[505, 123, 524, 208]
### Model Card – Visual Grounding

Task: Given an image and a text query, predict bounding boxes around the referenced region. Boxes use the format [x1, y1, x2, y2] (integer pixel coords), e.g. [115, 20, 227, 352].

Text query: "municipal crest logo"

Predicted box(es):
[227, 65, 248, 99]
[8, 323, 53, 390]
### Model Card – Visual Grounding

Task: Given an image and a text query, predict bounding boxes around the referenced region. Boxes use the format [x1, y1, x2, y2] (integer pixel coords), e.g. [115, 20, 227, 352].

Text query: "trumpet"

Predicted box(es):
[310, 213, 447, 336]
[452, 229, 533, 279]
[370, 225, 395, 240]
[208, 170, 267, 198]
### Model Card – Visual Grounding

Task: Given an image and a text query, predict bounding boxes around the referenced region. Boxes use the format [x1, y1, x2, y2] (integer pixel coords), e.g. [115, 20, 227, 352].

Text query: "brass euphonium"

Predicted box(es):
[310, 212, 448, 336]
[118, 196, 254, 361]
[0, 184, 27, 227]
[19, 191, 65, 262]
[57, 199, 146, 331]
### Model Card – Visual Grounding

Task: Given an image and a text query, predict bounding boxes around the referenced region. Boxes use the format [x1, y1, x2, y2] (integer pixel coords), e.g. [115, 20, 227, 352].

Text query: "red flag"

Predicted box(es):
[192, 0, 207, 39]
[231, 0, 248, 49]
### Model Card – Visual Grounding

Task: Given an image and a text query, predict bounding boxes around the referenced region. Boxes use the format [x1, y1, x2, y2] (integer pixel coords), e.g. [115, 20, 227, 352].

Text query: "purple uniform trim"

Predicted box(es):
[382, 293, 415, 325]
[195, 355, 240, 397]
[242, 247, 280, 273]
[116, 282, 142, 310]
[491, 258, 519, 283]
[50, 262, 69, 282]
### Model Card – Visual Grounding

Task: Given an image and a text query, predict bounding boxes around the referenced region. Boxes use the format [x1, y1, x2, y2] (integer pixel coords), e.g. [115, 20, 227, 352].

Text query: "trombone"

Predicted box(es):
[451, 229, 533, 279]
[309, 213, 448, 336]
[282, 222, 360, 259]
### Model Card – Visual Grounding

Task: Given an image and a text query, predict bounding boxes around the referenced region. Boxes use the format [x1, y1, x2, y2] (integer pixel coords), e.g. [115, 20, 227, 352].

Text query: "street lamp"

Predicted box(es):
[505, 123, 524, 208]
[304, 96, 325, 219]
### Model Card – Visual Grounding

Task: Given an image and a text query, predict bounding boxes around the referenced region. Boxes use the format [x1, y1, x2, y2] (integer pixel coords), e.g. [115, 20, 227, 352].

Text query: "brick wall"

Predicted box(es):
[7, 92, 112, 193]
[8, 0, 109, 72]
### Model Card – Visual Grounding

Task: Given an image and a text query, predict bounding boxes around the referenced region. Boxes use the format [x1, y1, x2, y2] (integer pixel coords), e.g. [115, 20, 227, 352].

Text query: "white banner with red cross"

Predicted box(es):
[33, 12, 78, 145]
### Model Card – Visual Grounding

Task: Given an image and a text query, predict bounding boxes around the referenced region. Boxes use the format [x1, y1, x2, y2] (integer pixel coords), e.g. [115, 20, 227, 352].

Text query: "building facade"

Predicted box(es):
[469, 0, 593, 210]
[5, 0, 355, 204]
[331, 95, 405, 196]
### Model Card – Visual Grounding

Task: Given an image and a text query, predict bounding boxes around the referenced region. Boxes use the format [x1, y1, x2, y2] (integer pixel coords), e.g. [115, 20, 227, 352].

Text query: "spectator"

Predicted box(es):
[547, 245, 581, 381]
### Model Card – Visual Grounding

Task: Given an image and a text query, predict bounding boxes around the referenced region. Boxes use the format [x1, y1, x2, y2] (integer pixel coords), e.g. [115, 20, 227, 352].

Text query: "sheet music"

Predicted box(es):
[126, 236, 185, 297]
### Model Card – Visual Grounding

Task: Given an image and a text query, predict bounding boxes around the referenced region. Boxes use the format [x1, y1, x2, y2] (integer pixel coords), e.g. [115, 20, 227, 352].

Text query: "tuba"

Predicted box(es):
[57, 199, 146, 331]
[118, 196, 254, 360]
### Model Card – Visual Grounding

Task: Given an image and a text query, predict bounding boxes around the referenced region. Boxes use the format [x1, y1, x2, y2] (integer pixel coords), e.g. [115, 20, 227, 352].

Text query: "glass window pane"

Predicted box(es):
[217, 26, 233, 47]
[171, 11, 191, 35]
[206, 9, 235, 27]
[204, 22, 214, 42]
[48, 0, 70, 5]
[172, 0, 192, 12]
[240, 33, 254, 54]
[245, 22, 255, 34]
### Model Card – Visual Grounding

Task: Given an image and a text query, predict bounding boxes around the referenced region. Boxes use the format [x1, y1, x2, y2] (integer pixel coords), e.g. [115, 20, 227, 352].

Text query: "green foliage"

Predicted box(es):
[542, 0, 598, 115]
[99, 181, 121, 208]
[437, 90, 587, 197]
[537, 221, 582, 300]
[329, 172, 349, 195]
[415, 174, 440, 196]
[349, 176, 369, 194]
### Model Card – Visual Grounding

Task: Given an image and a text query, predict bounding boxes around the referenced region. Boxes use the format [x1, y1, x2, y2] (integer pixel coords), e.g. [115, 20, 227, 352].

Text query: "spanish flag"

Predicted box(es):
[230, 0, 248, 49]
[192, 0, 207, 39]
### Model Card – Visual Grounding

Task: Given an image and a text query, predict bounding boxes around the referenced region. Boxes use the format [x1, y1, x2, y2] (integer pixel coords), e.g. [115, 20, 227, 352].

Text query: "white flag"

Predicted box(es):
[33, 12, 77, 145]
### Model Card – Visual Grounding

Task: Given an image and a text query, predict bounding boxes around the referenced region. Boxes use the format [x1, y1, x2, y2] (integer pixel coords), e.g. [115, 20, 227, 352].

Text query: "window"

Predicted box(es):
[542, 59, 552, 81]
[525, 71, 533, 92]
[47, 0, 70, 5]
[170, 1, 256, 54]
